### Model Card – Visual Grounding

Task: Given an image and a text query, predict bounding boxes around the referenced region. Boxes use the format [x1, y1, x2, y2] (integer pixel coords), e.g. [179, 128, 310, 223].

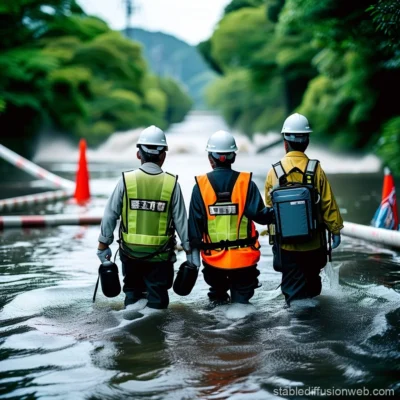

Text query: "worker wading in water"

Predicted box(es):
[265, 113, 343, 305]
[189, 130, 274, 306]
[97, 126, 191, 309]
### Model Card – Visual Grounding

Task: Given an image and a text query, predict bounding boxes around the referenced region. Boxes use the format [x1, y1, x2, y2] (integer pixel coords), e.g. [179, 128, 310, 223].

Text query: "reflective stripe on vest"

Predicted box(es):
[195, 172, 260, 269]
[121, 169, 176, 253]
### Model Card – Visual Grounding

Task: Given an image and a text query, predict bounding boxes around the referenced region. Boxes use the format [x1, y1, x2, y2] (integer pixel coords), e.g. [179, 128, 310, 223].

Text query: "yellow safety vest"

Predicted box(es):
[121, 169, 177, 261]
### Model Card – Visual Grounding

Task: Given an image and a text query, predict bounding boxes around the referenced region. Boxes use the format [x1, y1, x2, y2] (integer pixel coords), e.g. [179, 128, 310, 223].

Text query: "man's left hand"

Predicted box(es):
[97, 247, 112, 263]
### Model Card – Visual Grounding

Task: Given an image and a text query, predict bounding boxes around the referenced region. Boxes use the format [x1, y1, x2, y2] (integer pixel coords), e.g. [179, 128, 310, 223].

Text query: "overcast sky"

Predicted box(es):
[78, 0, 231, 45]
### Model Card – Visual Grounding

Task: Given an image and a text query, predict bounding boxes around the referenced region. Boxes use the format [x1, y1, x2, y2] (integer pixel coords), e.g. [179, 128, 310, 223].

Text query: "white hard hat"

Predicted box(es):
[281, 113, 312, 143]
[205, 130, 238, 153]
[137, 125, 168, 152]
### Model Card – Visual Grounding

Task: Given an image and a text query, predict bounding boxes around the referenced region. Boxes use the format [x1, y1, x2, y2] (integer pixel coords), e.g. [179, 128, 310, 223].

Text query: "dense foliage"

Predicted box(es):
[199, 0, 400, 175]
[0, 0, 192, 156]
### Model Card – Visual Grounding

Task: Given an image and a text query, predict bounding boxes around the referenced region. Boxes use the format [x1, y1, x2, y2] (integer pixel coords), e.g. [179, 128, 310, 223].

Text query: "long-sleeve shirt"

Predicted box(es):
[264, 151, 344, 251]
[98, 162, 190, 256]
[188, 166, 272, 267]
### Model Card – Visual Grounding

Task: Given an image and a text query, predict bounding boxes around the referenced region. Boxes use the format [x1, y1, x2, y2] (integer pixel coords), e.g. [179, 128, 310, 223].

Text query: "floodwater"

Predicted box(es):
[0, 113, 399, 399]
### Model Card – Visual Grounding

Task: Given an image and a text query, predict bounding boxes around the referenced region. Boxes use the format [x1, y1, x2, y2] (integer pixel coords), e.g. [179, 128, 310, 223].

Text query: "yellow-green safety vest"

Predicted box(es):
[121, 169, 177, 261]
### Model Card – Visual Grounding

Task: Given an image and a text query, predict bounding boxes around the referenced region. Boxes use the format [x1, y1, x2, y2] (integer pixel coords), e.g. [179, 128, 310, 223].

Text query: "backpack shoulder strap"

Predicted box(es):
[272, 161, 288, 186]
[303, 159, 319, 185]
[205, 172, 217, 194]
[206, 171, 239, 202]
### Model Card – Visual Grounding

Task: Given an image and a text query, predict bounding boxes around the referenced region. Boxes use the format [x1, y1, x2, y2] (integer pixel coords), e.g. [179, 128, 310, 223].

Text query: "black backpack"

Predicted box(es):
[270, 159, 321, 245]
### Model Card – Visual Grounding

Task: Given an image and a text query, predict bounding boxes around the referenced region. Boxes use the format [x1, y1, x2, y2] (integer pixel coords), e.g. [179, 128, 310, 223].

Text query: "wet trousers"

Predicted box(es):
[202, 263, 260, 304]
[120, 252, 174, 309]
[273, 245, 327, 305]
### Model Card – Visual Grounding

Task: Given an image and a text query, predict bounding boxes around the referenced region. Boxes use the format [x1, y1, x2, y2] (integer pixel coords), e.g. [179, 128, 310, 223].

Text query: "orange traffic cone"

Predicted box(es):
[382, 167, 395, 199]
[74, 139, 90, 203]
[382, 167, 399, 228]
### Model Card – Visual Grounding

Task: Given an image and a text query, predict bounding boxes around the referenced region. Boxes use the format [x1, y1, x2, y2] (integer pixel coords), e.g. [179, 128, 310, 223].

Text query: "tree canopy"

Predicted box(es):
[0, 0, 192, 156]
[199, 0, 400, 175]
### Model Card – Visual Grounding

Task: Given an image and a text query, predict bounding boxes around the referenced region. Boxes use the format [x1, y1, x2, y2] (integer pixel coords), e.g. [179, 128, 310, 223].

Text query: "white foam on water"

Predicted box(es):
[200, 303, 258, 333]
[263, 376, 304, 387]
[0, 241, 33, 249]
[234, 391, 283, 400]
[0, 285, 88, 320]
[103, 317, 140, 333]
[345, 344, 370, 357]
[1, 330, 76, 350]
[33, 128, 143, 163]
[359, 297, 379, 306]
[104, 304, 164, 333]
[0, 274, 49, 283]
[225, 387, 282, 400]
[0, 341, 94, 372]
[208, 381, 277, 400]
[118, 365, 198, 395]
[30, 366, 116, 399]
[288, 298, 319, 310]
[223, 303, 257, 320]
[363, 283, 400, 303]
[366, 312, 389, 339]
[32, 112, 381, 174]
[342, 365, 367, 380]
[124, 298, 148, 312]
[139, 306, 165, 317]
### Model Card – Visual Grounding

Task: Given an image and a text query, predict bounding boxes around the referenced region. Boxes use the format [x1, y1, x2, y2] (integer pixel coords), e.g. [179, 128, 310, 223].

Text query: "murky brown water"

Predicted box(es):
[0, 114, 399, 399]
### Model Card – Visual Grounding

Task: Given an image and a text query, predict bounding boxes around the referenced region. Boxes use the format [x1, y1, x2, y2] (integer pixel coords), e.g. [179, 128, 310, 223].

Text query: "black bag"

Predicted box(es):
[271, 159, 320, 245]
[92, 260, 121, 302]
[173, 261, 199, 296]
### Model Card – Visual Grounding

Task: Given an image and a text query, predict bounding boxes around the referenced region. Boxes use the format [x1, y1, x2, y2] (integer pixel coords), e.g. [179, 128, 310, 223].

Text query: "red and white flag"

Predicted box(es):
[371, 167, 399, 230]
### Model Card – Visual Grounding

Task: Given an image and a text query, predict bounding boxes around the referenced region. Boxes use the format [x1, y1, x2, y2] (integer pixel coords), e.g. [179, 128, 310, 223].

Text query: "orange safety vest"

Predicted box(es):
[195, 172, 260, 269]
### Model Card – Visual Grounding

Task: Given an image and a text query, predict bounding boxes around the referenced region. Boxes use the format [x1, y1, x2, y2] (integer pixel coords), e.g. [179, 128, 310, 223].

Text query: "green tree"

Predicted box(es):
[280, 0, 400, 150]
[224, 0, 265, 15]
[159, 77, 193, 124]
[377, 117, 400, 174]
[0, 0, 192, 155]
[200, 0, 400, 174]
[203, 2, 286, 135]
[210, 7, 272, 73]
[368, 0, 400, 56]
[206, 69, 284, 135]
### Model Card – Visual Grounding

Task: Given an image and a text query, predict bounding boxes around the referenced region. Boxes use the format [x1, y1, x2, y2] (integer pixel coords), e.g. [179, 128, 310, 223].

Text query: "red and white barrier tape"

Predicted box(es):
[0, 190, 73, 212]
[0, 214, 102, 229]
[0, 144, 74, 190]
[342, 221, 400, 249]
[0, 215, 399, 250]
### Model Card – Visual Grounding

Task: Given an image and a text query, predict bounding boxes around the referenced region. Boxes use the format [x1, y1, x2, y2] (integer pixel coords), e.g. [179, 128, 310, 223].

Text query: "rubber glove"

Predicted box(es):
[97, 247, 112, 263]
[331, 234, 341, 250]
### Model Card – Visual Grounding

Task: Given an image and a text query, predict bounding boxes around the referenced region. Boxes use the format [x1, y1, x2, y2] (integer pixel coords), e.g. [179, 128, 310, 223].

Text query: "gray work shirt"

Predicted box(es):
[98, 162, 190, 255]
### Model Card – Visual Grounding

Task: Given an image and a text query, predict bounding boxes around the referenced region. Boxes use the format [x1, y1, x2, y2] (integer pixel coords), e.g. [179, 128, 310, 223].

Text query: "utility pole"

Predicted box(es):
[124, 0, 134, 37]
